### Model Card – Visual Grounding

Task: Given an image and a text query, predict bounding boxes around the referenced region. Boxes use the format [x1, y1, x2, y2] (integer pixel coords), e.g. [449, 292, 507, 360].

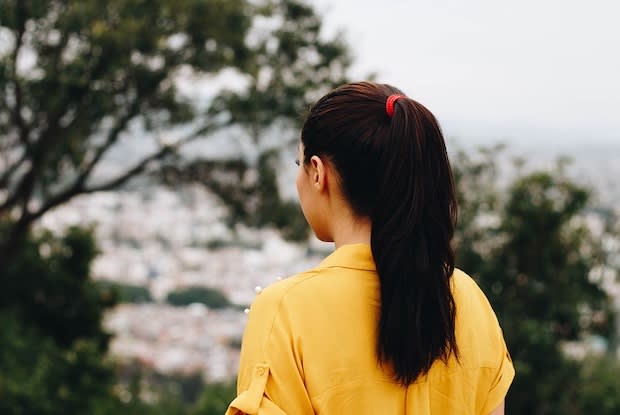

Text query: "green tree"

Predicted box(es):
[0, 1, 351, 413]
[167, 286, 231, 309]
[0, 225, 113, 348]
[453, 147, 619, 414]
[191, 381, 236, 415]
[0, 0, 350, 260]
[0, 226, 118, 415]
[210, 0, 350, 133]
[0, 0, 351, 412]
[95, 280, 153, 304]
[576, 356, 620, 415]
[0, 0, 249, 256]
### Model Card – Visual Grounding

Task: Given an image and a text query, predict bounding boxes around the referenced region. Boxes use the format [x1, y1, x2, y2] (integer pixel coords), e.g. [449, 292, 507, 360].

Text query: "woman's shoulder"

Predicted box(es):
[451, 268, 505, 336]
[247, 270, 322, 318]
[451, 268, 492, 306]
[451, 269, 509, 363]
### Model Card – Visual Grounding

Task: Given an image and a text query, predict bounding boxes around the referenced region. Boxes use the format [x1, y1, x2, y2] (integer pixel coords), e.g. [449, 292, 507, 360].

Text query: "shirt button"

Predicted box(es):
[256, 367, 266, 376]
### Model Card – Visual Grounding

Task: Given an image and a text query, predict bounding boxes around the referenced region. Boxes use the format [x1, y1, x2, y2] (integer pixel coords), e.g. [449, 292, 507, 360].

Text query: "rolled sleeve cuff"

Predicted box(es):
[226, 363, 288, 415]
[481, 351, 515, 414]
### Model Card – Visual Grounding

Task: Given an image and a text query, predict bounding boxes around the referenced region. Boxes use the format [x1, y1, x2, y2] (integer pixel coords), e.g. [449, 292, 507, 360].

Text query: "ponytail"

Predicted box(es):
[301, 82, 459, 385]
[371, 96, 458, 385]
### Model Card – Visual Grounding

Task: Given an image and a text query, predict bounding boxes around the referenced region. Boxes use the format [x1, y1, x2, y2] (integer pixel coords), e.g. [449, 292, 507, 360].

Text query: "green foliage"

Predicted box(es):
[0, 314, 116, 415]
[191, 381, 237, 415]
[0, 224, 236, 415]
[95, 280, 153, 304]
[0, 227, 118, 415]
[210, 0, 350, 131]
[0, 0, 252, 235]
[91, 384, 188, 415]
[167, 286, 231, 309]
[453, 146, 619, 414]
[0, 0, 347, 413]
[0, 0, 348, 251]
[0, 225, 113, 349]
[0, 0, 347, 255]
[576, 356, 620, 415]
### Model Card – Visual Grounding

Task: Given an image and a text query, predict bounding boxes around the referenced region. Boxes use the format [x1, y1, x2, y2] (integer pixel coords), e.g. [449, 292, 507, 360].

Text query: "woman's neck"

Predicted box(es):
[332, 214, 372, 248]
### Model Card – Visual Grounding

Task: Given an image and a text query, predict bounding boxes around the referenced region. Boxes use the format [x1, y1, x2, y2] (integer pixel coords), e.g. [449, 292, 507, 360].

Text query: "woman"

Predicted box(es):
[226, 82, 514, 414]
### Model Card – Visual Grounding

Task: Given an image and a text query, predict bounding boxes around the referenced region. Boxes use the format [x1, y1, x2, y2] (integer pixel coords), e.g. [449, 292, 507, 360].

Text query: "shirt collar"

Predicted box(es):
[318, 243, 376, 271]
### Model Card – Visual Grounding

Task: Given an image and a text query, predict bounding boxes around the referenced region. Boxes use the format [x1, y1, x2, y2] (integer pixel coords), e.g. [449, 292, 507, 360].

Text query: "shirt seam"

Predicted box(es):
[315, 264, 376, 272]
[260, 270, 322, 358]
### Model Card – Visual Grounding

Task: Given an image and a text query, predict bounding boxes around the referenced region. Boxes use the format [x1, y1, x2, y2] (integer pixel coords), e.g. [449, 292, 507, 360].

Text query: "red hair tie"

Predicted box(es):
[385, 94, 405, 118]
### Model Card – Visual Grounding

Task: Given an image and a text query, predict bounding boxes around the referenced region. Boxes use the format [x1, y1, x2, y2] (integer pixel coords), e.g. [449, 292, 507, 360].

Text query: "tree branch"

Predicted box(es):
[0, 150, 27, 190]
[10, 3, 30, 151]
[2, 49, 125, 217]
[76, 100, 143, 185]
[82, 145, 174, 195]
[24, 119, 220, 223]
[82, 121, 222, 195]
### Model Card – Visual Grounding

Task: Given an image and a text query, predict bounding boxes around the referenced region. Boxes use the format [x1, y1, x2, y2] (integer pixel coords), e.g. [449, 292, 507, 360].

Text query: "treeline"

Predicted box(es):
[95, 281, 239, 310]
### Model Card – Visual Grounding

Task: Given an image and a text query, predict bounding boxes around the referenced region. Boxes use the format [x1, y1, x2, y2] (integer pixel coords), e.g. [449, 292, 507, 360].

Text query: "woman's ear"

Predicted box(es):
[310, 155, 327, 192]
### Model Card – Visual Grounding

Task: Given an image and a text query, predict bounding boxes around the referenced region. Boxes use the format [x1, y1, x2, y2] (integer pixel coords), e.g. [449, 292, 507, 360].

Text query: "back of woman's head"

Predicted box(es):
[301, 81, 459, 386]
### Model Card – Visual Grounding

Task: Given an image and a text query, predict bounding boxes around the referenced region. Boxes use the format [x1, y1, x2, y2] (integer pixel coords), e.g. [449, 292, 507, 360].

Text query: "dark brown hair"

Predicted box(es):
[301, 82, 459, 385]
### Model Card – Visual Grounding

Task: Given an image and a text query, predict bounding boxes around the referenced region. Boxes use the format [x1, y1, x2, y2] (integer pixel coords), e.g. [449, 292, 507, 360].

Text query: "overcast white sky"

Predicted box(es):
[311, 0, 620, 149]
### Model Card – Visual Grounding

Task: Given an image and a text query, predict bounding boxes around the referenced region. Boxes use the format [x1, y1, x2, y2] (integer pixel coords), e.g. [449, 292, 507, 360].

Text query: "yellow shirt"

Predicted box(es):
[226, 244, 514, 415]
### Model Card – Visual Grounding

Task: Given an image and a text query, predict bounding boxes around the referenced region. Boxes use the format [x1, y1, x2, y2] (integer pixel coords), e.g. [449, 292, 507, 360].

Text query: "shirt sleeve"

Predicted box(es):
[226, 281, 314, 415]
[469, 277, 515, 414]
[480, 336, 515, 414]
[457, 272, 515, 415]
